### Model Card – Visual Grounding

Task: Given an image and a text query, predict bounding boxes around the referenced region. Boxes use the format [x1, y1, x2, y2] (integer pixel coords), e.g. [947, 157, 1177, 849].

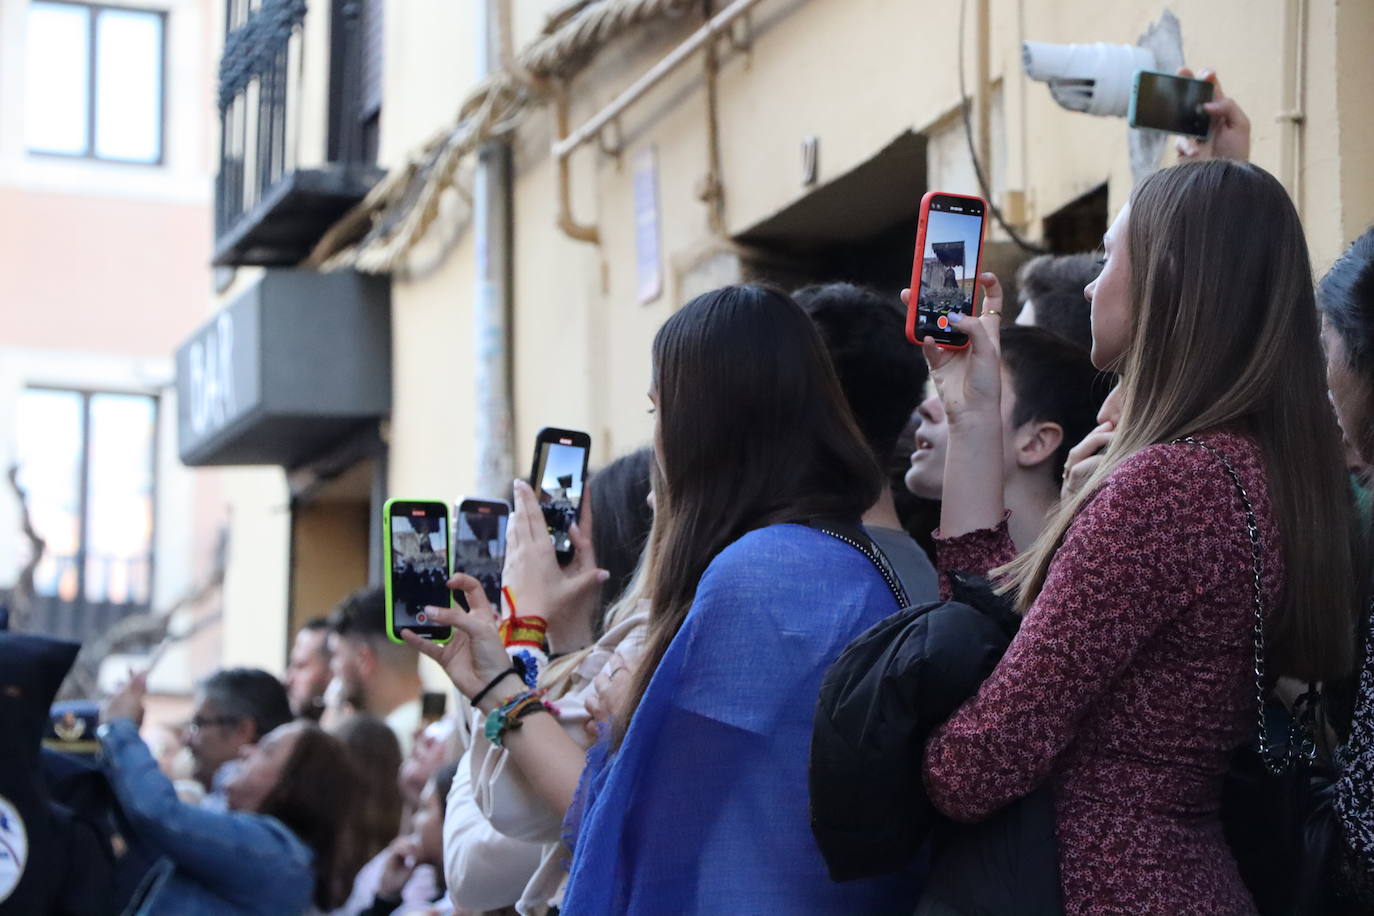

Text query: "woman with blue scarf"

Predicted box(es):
[416, 285, 923, 915]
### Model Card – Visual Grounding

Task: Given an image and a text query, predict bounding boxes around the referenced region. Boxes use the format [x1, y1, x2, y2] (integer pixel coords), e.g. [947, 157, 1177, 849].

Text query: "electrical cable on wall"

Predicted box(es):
[957, 0, 1047, 255]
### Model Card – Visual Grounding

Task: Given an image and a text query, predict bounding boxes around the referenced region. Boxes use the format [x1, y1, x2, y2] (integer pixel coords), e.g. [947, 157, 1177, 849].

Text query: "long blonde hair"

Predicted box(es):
[539, 553, 653, 699]
[1001, 160, 1358, 681]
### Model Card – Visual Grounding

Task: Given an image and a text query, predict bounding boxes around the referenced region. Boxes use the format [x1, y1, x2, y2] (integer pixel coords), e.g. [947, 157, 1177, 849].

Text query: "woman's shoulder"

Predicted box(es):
[1105, 429, 1264, 494]
[1085, 429, 1267, 535]
[704, 523, 864, 580]
[695, 523, 891, 623]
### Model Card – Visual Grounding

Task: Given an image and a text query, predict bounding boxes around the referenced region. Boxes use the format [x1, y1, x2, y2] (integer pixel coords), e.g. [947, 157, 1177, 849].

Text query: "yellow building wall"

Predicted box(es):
[216, 0, 1374, 670]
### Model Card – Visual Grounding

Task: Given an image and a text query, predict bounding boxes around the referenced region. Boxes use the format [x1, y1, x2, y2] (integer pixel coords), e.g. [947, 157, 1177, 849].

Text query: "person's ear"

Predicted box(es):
[1014, 420, 1064, 470]
[232, 718, 257, 749]
[359, 643, 379, 679]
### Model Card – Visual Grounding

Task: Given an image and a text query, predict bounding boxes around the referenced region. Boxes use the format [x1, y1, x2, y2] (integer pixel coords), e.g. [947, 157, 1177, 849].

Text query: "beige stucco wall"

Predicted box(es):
[211, 0, 1374, 671]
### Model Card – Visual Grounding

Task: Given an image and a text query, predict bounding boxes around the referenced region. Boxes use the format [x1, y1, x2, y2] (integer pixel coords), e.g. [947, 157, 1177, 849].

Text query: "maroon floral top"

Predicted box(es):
[923, 430, 1281, 916]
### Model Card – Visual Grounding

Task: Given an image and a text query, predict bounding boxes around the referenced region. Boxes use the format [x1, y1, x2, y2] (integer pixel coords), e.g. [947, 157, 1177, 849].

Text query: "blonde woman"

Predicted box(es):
[918, 160, 1358, 915]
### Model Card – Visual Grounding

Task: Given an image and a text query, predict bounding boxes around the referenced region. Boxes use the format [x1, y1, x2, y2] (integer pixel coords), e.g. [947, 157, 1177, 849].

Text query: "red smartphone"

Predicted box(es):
[904, 191, 988, 349]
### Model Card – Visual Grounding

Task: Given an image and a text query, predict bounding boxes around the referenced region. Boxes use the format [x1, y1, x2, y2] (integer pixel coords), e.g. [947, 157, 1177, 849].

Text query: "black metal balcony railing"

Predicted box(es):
[214, 0, 384, 267]
[31, 553, 152, 645]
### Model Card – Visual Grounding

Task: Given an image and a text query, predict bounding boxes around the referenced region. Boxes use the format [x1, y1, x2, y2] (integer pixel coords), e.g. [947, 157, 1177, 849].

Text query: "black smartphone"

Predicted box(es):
[528, 427, 592, 565]
[452, 497, 510, 611]
[421, 691, 447, 725]
[1129, 70, 1215, 138]
[383, 499, 452, 644]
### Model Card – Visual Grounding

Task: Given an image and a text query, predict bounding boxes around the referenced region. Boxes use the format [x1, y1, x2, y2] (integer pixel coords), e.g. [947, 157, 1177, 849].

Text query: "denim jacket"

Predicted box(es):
[99, 718, 315, 916]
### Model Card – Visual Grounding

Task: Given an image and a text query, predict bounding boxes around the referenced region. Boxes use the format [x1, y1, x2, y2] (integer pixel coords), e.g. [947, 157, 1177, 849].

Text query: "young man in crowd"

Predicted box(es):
[794, 282, 939, 602]
[284, 616, 332, 721]
[906, 324, 1111, 551]
[329, 586, 425, 754]
[187, 667, 292, 804]
[1014, 252, 1101, 353]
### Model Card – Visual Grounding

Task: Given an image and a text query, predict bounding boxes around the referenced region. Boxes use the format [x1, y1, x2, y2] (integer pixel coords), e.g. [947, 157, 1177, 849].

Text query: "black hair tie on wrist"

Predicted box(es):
[471, 666, 521, 708]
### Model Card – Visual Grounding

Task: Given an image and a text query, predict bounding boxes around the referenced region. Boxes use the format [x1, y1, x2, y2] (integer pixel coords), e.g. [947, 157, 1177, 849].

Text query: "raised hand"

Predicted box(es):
[101, 669, 148, 726]
[1174, 68, 1251, 162]
[504, 478, 608, 652]
[904, 273, 1005, 426]
[402, 575, 519, 709]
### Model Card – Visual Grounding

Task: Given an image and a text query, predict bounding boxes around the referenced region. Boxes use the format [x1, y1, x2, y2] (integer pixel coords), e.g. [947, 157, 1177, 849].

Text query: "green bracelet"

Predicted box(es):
[483, 689, 551, 747]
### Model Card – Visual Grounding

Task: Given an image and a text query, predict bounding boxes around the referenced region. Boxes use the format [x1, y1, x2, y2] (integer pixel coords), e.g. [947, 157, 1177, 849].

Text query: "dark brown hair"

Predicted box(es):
[1318, 225, 1374, 461]
[258, 724, 358, 911]
[332, 714, 403, 884]
[1015, 252, 1101, 352]
[1006, 160, 1357, 681]
[619, 284, 883, 737]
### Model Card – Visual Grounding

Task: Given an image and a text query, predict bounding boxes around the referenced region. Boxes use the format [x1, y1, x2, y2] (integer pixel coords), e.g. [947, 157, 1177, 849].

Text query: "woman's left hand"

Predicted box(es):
[101, 669, 148, 727]
[404, 576, 521, 709]
[905, 273, 1005, 426]
[504, 478, 608, 653]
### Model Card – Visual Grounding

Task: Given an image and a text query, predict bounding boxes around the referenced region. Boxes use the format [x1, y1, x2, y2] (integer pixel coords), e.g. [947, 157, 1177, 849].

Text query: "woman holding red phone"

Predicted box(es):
[916, 159, 1358, 915]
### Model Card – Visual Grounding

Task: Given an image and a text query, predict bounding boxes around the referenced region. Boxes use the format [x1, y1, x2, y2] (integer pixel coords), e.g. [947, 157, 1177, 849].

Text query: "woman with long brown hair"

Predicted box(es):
[415, 285, 925, 914]
[918, 159, 1358, 914]
[100, 671, 357, 915]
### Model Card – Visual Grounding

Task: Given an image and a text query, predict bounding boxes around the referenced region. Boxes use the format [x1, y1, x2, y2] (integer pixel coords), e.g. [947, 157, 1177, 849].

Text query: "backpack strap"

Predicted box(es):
[807, 519, 910, 610]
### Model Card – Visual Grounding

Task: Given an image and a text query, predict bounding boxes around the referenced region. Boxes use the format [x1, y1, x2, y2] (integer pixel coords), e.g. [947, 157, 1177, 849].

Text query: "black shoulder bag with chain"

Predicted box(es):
[1179, 437, 1342, 916]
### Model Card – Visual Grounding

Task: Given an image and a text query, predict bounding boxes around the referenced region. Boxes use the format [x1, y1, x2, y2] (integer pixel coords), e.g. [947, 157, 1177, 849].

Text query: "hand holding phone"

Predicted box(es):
[504, 477, 608, 651]
[905, 191, 988, 350]
[1172, 68, 1251, 162]
[400, 576, 519, 707]
[384, 499, 453, 644]
[906, 273, 1006, 424]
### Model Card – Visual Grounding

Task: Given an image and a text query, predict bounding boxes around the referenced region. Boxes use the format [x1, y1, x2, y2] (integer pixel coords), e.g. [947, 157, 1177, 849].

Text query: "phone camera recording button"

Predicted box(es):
[416, 612, 428, 624]
[936, 315, 950, 330]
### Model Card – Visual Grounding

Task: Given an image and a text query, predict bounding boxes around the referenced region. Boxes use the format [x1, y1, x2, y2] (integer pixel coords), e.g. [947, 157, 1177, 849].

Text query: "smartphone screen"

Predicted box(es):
[529, 428, 591, 564]
[386, 501, 451, 641]
[453, 498, 508, 611]
[911, 194, 986, 348]
[1131, 71, 1214, 137]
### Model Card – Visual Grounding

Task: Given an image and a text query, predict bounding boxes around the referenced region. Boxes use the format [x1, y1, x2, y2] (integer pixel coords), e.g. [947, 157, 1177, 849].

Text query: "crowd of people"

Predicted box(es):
[12, 75, 1374, 916]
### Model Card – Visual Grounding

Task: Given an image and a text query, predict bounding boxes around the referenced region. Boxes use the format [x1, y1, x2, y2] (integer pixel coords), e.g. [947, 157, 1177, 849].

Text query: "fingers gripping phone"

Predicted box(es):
[383, 499, 453, 644]
[904, 191, 988, 350]
[452, 497, 509, 611]
[529, 427, 592, 566]
[1128, 70, 1215, 138]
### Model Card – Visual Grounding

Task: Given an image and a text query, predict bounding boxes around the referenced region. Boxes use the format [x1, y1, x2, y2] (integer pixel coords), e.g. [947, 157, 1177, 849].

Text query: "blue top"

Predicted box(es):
[561, 524, 926, 915]
[99, 718, 315, 916]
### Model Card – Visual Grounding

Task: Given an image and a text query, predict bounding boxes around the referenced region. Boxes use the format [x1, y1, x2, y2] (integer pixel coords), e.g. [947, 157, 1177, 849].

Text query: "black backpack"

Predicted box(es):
[808, 573, 1063, 914]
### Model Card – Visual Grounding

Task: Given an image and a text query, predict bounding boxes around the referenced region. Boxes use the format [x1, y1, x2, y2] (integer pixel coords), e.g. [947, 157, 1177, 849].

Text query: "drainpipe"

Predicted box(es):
[473, 0, 515, 496]
[1277, 0, 1306, 213]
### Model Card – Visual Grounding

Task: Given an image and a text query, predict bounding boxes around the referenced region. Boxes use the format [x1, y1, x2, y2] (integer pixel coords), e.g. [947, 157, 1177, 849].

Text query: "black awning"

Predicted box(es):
[175, 269, 391, 467]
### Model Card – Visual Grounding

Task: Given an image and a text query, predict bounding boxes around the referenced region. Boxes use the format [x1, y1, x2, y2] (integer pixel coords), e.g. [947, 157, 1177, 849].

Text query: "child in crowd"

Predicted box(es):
[905, 324, 1110, 554]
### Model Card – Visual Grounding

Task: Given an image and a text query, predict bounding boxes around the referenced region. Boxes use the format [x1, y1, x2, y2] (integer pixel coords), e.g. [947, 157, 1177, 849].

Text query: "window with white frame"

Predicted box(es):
[24, 1, 166, 164]
[15, 388, 158, 608]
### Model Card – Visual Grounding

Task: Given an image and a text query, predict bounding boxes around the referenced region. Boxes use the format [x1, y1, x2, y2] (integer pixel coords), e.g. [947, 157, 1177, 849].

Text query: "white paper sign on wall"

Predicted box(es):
[634, 146, 664, 305]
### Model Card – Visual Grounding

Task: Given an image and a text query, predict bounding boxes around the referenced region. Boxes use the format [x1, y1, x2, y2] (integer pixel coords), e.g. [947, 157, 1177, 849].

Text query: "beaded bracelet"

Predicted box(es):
[483, 689, 558, 747]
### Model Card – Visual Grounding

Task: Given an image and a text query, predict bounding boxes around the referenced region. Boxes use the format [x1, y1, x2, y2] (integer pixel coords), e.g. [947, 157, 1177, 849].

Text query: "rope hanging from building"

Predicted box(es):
[309, 0, 697, 273]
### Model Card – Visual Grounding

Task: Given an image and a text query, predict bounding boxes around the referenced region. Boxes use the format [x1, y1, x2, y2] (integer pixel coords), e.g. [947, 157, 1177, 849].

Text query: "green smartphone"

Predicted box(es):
[382, 498, 453, 645]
